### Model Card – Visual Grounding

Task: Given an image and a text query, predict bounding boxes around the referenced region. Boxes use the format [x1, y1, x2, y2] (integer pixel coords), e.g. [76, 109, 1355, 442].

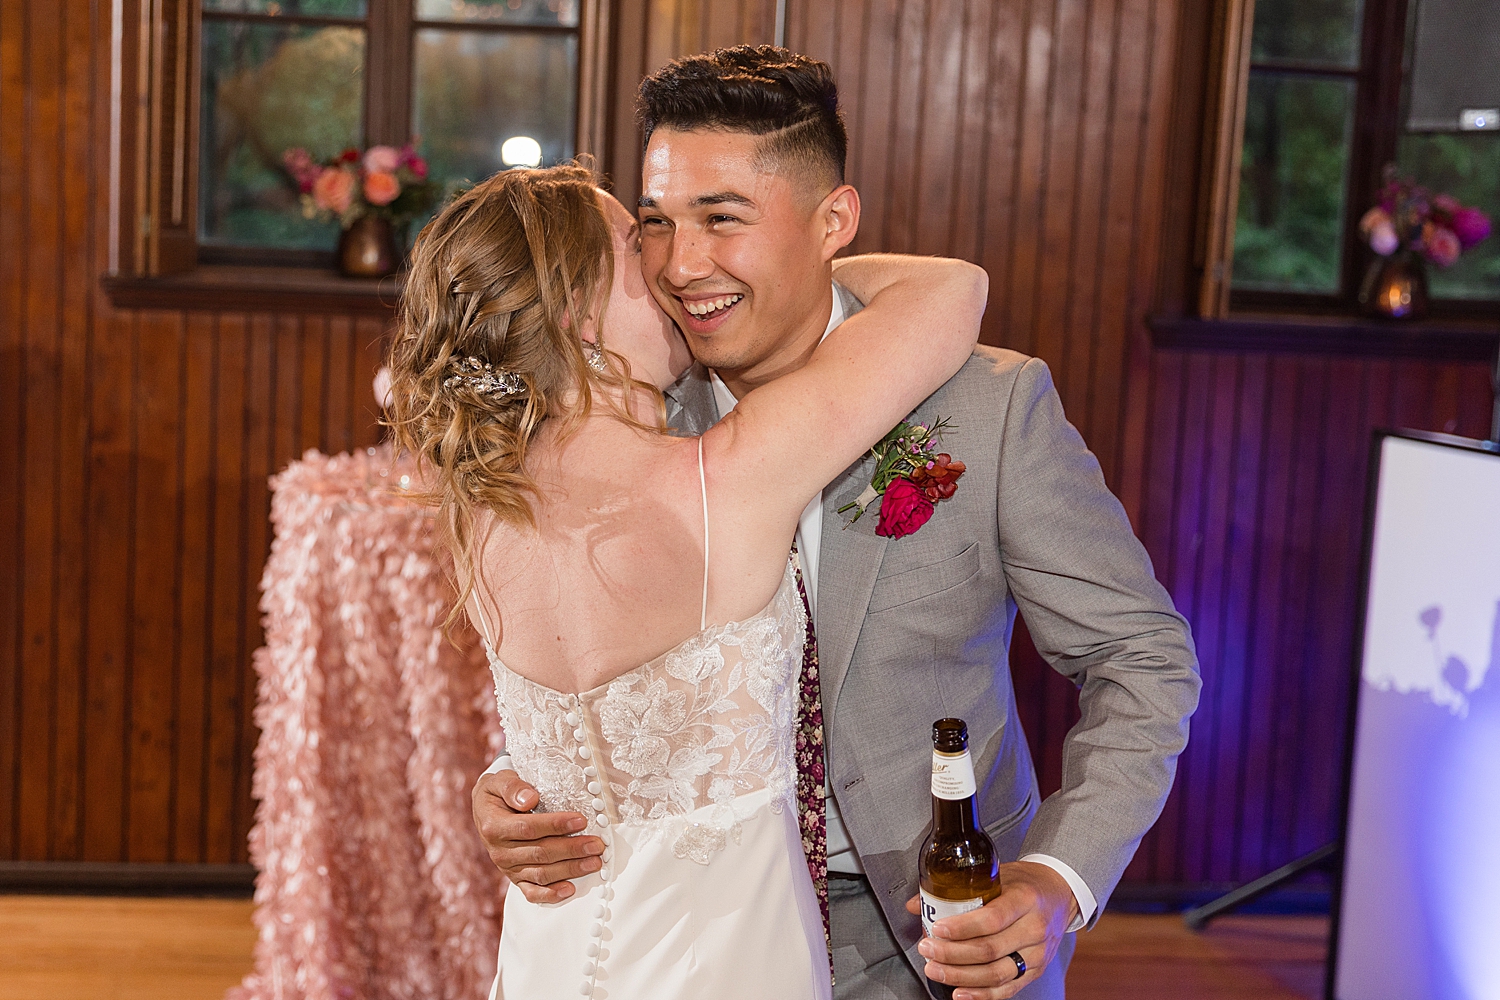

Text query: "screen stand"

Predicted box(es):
[1181, 841, 1339, 931]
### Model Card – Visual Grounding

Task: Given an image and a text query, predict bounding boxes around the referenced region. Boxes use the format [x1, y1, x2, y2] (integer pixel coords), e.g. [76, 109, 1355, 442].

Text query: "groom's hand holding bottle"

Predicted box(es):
[472, 770, 605, 903]
[906, 861, 1079, 1000]
[907, 719, 1080, 999]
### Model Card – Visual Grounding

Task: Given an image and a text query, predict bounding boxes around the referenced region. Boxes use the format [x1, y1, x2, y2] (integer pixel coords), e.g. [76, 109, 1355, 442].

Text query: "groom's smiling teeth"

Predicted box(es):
[682, 294, 743, 317]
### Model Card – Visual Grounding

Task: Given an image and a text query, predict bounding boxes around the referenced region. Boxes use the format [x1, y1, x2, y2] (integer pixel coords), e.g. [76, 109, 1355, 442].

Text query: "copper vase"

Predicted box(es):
[1359, 249, 1429, 320]
[338, 214, 399, 278]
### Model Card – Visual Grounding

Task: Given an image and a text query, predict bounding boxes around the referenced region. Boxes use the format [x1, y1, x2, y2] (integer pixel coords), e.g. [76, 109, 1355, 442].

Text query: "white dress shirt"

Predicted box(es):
[708, 285, 1095, 932]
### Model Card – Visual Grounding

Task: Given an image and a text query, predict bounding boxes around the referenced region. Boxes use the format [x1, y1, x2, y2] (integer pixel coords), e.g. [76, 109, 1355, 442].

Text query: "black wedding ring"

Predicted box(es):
[1008, 951, 1027, 979]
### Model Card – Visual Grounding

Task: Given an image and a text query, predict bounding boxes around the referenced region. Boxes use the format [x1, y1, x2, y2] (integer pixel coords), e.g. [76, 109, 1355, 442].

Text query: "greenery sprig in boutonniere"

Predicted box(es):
[837, 418, 965, 539]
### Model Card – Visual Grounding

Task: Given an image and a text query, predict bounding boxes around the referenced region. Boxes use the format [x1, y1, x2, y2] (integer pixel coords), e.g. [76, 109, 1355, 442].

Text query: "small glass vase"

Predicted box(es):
[1358, 249, 1429, 320]
[337, 214, 400, 278]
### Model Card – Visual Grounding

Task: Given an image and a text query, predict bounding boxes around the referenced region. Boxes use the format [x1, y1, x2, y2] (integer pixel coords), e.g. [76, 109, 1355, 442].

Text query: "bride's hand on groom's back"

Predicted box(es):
[472, 770, 605, 903]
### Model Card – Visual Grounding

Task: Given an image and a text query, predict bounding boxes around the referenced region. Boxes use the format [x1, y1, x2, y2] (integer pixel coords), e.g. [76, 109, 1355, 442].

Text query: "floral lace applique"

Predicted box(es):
[491, 670, 593, 820]
[487, 561, 805, 866]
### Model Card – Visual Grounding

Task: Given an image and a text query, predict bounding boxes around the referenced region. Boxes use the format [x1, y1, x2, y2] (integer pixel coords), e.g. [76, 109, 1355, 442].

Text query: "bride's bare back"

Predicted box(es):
[470, 419, 718, 693]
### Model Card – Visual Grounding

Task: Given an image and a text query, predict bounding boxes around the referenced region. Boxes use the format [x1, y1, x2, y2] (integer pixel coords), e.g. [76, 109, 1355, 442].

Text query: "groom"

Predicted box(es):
[473, 47, 1200, 999]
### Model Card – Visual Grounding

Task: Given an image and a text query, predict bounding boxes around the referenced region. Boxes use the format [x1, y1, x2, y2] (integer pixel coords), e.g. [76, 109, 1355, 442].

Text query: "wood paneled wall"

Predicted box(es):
[0, 0, 387, 863]
[603, 0, 779, 201]
[788, 0, 1178, 518]
[3, 0, 1493, 895]
[0, 0, 782, 872]
[1125, 351, 1493, 886]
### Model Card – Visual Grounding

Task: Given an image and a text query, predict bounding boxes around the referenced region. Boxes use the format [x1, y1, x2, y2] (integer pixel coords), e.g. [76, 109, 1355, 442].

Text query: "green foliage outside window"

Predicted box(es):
[1250, 0, 1363, 66]
[200, 23, 365, 250]
[1233, 74, 1355, 293]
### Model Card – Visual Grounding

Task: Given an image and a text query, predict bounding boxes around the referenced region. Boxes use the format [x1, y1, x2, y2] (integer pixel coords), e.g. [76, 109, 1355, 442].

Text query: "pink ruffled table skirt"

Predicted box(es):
[231, 444, 504, 1000]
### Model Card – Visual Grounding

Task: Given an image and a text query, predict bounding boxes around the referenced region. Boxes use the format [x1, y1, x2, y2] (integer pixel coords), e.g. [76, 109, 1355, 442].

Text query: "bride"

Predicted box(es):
[387, 163, 985, 999]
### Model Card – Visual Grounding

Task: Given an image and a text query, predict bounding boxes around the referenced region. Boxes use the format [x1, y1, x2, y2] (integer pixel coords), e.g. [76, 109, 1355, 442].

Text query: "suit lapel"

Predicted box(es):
[817, 454, 888, 713]
[663, 362, 718, 435]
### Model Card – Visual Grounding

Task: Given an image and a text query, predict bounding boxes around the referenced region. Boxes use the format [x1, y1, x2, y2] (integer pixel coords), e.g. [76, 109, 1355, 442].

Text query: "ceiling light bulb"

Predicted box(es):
[500, 136, 543, 168]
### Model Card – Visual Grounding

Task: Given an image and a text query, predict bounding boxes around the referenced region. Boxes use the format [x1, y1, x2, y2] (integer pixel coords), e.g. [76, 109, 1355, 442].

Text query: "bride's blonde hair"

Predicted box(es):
[386, 162, 663, 630]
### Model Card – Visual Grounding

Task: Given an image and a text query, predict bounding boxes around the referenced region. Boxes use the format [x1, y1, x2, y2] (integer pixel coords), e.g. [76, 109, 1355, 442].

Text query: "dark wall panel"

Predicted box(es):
[1126, 352, 1494, 886]
[0, 0, 388, 862]
[3, 0, 1494, 898]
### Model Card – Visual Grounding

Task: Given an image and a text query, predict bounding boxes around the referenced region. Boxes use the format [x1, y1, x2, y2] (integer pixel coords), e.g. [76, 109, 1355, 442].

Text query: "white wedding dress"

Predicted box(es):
[480, 441, 831, 1000]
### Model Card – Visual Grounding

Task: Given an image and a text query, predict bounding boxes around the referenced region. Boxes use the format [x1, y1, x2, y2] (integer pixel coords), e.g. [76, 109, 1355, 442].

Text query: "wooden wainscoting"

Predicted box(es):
[4, 0, 1493, 900]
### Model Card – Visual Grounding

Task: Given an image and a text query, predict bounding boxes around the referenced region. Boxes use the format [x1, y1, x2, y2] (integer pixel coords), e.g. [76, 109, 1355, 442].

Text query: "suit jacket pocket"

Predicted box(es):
[866, 541, 981, 615]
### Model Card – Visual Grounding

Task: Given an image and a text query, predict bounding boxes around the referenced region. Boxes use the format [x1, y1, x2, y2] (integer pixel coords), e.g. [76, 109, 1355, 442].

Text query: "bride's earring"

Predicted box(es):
[585, 338, 607, 373]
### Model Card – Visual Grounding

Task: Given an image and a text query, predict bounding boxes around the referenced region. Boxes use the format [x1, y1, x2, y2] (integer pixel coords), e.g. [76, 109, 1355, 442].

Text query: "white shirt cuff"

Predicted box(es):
[1019, 854, 1097, 932]
[481, 752, 514, 778]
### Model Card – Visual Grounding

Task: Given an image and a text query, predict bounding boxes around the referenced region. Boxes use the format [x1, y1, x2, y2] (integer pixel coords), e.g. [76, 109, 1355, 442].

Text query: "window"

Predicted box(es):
[1224, 0, 1498, 310]
[1233, 0, 1362, 295]
[197, 0, 581, 264]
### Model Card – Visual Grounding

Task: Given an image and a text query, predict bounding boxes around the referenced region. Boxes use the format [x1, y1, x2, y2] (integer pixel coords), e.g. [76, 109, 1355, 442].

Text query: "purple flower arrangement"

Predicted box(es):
[1358, 167, 1491, 268]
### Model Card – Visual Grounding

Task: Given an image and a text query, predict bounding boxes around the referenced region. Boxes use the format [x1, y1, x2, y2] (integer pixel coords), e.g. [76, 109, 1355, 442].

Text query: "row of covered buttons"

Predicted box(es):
[568, 700, 614, 997]
[567, 708, 612, 831]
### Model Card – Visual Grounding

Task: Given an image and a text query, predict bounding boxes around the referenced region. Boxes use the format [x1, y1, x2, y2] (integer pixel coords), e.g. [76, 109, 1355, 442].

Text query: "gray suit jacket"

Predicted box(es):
[664, 285, 1200, 987]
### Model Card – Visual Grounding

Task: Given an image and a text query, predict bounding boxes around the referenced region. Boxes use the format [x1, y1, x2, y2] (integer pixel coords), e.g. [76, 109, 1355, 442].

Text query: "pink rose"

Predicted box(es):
[282, 147, 318, 192]
[1422, 225, 1461, 268]
[1359, 207, 1399, 256]
[399, 143, 429, 179]
[1433, 193, 1461, 216]
[1451, 207, 1491, 250]
[1358, 206, 1389, 235]
[363, 144, 401, 174]
[363, 170, 400, 206]
[1370, 221, 1399, 257]
[875, 479, 934, 539]
[312, 166, 356, 214]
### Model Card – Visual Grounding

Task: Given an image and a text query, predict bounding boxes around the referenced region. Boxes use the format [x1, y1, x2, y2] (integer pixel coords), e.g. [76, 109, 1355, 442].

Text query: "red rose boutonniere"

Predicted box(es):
[837, 419, 965, 539]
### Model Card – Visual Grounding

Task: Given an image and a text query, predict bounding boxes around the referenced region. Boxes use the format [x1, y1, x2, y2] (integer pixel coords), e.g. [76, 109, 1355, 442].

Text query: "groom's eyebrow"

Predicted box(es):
[688, 191, 756, 208]
[637, 191, 756, 210]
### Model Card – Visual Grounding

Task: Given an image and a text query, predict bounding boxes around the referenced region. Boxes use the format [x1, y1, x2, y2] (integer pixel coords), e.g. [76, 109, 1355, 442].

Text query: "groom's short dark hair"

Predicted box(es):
[637, 45, 847, 189]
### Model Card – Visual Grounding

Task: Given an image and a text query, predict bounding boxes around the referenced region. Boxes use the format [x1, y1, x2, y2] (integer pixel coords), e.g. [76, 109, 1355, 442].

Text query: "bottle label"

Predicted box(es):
[930, 749, 977, 800]
[920, 889, 985, 936]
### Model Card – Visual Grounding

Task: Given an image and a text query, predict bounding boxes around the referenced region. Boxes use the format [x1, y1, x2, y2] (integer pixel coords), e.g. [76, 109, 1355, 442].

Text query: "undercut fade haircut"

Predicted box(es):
[638, 45, 847, 190]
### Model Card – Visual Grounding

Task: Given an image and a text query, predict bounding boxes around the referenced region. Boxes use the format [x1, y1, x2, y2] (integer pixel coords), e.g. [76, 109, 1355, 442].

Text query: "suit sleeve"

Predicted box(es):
[998, 358, 1201, 922]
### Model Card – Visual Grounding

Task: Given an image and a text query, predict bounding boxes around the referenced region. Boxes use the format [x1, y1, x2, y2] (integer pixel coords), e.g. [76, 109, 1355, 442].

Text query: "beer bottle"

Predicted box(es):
[918, 718, 1001, 1000]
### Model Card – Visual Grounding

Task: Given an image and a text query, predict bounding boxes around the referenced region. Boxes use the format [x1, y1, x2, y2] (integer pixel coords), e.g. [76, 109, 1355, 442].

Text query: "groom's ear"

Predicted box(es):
[818, 184, 861, 261]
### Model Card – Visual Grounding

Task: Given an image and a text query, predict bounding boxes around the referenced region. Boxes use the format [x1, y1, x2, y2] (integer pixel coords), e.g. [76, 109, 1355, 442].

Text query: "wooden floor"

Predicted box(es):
[1071, 913, 1327, 1000]
[0, 896, 1327, 1000]
[0, 896, 256, 1000]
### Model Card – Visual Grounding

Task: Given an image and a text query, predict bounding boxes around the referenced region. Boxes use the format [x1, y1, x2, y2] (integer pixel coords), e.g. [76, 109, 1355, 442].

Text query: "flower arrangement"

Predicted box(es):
[1358, 167, 1491, 268]
[837, 419, 965, 539]
[282, 143, 440, 229]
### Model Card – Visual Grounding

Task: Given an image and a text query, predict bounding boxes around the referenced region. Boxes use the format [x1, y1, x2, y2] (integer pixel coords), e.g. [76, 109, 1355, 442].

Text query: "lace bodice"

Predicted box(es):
[487, 559, 806, 865]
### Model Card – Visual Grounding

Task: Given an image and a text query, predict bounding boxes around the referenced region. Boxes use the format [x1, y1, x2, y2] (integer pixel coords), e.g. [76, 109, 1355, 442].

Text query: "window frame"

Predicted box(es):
[107, 0, 609, 284]
[1196, 0, 1498, 319]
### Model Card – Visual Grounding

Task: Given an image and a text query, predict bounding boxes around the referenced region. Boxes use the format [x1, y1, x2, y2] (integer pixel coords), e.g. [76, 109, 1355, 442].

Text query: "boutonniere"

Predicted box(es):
[837, 418, 965, 539]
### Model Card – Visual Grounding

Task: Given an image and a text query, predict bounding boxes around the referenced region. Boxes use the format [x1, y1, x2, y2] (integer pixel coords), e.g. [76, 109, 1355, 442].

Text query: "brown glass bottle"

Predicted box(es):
[918, 718, 1001, 1000]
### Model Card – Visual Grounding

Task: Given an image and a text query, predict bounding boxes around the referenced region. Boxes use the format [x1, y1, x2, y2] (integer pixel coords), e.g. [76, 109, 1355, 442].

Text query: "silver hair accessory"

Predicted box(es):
[443, 356, 526, 398]
[585, 339, 607, 374]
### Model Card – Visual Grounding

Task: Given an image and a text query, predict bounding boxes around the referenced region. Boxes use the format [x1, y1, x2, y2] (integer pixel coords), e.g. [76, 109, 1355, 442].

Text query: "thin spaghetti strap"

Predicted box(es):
[470, 592, 498, 648]
[698, 436, 709, 631]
